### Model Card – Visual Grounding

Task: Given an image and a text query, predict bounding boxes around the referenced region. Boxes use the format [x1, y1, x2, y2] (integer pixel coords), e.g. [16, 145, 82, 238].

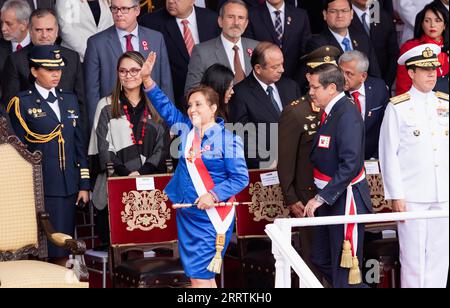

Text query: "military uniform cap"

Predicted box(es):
[398, 43, 441, 68]
[301, 46, 341, 69]
[29, 45, 65, 69]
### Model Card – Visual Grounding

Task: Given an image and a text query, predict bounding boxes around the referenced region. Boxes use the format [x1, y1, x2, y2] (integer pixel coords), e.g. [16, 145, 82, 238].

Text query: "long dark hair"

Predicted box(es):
[111, 51, 162, 123]
[414, 1, 449, 52]
[200, 64, 234, 121]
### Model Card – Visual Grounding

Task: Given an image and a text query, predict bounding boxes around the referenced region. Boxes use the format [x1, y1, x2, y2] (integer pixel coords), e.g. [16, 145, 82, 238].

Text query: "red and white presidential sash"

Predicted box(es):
[313, 168, 366, 265]
[184, 127, 235, 273]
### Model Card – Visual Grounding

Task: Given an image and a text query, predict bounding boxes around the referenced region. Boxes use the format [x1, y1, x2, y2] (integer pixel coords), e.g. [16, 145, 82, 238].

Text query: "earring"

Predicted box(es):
[120, 84, 123, 91]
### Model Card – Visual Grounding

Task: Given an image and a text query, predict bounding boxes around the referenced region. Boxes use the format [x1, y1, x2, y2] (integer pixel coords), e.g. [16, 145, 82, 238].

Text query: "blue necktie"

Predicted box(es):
[342, 37, 352, 52]
[361, 13, 370, 36]
[267, 86, 281, 116]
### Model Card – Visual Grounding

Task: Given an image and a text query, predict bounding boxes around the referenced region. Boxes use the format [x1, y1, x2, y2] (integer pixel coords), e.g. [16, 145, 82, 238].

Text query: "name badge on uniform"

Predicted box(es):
[318, 135, 331, 149]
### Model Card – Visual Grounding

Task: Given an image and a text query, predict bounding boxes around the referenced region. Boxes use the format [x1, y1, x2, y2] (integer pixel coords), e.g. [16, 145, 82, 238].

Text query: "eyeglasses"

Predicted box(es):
[110, 5, 137, 14]
[118, 67, 141, 77]
[327, 8, 352, 15]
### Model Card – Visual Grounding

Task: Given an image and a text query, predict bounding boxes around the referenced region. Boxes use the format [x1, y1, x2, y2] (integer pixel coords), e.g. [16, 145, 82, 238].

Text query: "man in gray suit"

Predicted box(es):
[84, 0, 174, 128]
[184, 0, 259, 94]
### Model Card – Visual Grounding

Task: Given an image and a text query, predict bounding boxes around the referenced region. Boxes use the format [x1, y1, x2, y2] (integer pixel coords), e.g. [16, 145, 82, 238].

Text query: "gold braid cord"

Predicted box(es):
[7, 97, 66, 170]
[140, 0, 153, 12]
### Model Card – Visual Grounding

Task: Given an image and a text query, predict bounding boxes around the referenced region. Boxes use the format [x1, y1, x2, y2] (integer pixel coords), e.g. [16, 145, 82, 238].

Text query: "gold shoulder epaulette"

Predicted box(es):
[390, 93, 410, 105]
[436, 91, 449, 101]
[290, 99, 300, 106]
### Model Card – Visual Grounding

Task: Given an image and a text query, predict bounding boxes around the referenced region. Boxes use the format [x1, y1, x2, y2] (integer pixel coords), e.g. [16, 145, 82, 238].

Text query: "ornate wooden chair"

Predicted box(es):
[0, 117, 88, 288]
[107, 174, 190, 288]
[364, 161, 400, 288]
[225, 169, 298, 288]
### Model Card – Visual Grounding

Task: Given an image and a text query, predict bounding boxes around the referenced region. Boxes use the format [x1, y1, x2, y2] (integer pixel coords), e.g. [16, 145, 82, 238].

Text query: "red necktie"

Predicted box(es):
[181, 19, 195, 56]
[351, 91, 362, 114]
[125, 34, 134, 52]
[16, 43, 23, 51]
[320, 112, 327, 126]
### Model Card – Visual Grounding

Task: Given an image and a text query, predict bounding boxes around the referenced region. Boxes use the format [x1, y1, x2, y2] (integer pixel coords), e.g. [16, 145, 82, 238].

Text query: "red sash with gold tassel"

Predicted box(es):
[313, 168, 366, 285]
[184, 127, 235, 274]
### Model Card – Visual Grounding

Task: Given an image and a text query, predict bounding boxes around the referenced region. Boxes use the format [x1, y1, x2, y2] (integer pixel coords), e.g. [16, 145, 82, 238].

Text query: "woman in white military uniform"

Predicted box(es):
[379, 43, 449, 288]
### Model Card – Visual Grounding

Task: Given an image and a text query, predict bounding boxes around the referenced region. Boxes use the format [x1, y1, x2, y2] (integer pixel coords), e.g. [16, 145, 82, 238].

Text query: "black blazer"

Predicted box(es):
[0, 44, 86, 134]
[244, 3, 311, 79]
[306, 28, 382, 78]
[350, 9, 399, 88]
[359, 76, 389, 159]
[139, 6, 220, 110]
[0, 39, 12, 92]
[0, 0, 54, 9]
[229, 73, 301, 168]
[310, 95, 372, 212]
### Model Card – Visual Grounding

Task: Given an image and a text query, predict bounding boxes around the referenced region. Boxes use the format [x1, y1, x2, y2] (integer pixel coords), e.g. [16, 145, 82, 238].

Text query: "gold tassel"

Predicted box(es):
[340, 240, 353, 268]
[207, 234, 226, 274]
[348, 257, 362, 285]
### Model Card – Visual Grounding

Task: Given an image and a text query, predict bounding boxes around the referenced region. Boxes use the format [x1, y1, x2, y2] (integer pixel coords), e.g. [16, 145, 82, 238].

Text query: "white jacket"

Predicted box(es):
[56, 0, 114, 62]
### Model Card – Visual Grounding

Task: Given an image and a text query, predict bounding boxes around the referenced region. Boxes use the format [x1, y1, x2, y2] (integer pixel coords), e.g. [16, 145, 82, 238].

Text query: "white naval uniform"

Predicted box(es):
[379, 86, 449, 288]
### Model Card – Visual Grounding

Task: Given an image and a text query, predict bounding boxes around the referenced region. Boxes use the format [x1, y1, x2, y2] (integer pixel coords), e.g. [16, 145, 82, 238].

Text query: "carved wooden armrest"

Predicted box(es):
[38, 212, 86, 255]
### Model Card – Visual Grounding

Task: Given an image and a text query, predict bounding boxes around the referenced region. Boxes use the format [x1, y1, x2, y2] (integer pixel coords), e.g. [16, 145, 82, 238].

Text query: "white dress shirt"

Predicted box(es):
[35, 82, 61, 121]
[116, 25, 139, 53]
[221, 34, 245, 74]
[350, 83, 366, 120]
[329, 28, 353, 51]
[176, 8, 200, 45]
[12, 32, 31, 52]
[266, 2, 285, 33]
[325, 92, 346, 116]
[253, 72, 283, 112]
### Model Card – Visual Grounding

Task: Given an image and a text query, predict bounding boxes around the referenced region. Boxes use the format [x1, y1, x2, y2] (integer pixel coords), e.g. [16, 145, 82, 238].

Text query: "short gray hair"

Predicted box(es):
[219, 0, 248, 18]
[111, 0, 140, 6]
[338, 50, 369, 73]
[1, 0, 32, 24]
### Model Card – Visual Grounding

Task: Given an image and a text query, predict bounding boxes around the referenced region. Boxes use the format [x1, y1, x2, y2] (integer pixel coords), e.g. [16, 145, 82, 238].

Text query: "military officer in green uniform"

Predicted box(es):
[277, 45, 341, 276]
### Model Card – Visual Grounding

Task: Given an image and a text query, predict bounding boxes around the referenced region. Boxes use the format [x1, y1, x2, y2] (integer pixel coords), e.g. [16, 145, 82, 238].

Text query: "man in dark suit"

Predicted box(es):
[339, 50, 388, 159]
[349, 0, 399, 89]
[139, 0, 220, 111]
[306, 0, 381, 79]
[1, 9, 85, 134]
[244, 0, 311, 80]
[229, 42, 301, 169]
[303, 63, 372, 288]
[278, 45, 340, 280]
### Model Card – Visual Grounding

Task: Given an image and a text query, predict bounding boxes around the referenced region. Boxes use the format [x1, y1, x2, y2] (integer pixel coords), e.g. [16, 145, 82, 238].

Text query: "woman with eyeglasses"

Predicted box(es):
[89, 51, 170, 218]
[396, 1, 449, 95]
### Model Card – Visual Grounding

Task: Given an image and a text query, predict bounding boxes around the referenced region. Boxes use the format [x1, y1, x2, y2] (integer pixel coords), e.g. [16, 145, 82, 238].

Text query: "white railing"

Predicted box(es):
[264, 210, 450, 288]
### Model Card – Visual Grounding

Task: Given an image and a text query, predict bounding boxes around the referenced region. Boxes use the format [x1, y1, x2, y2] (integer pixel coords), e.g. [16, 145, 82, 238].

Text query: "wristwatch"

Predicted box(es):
[314, 194, 326, 205]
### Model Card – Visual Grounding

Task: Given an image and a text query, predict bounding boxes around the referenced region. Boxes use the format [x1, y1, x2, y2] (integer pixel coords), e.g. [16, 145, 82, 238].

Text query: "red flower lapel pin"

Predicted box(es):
[142, 40, 149, 51]
[247, 48, 253, 57]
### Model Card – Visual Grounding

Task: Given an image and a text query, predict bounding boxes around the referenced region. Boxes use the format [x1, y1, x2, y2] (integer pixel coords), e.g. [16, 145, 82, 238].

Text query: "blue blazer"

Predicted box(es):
[84, 25, 174, 128]
[146, 86, 249, 204]
[310, 95, 372, 212]
[361, 76, 389, 159]
[8, 87, 90, 197]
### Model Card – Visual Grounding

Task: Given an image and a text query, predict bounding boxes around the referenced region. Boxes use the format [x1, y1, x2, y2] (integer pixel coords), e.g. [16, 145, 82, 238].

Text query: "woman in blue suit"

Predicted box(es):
[140, 52, 249, 288]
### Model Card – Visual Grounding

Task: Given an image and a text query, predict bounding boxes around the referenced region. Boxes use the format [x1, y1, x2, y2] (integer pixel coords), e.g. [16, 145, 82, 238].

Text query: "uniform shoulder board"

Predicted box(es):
[290, 99, 300, 107]
[390, 93, 410, 105]
[436, 91, 449, 101]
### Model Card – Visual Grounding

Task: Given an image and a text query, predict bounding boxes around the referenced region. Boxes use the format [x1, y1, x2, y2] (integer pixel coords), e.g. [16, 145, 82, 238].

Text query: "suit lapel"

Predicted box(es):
[249, 75, 280, 120]
[108, 28, 124, 60]
[260, 7, 280, 45]
[325, 29, 344, 53]
[275, 79, 290, 108]
[241, 39, 253, 75]
[165, 18, 190, 61]
[282, 6, 293, 48]
[215, 37, 231, 68]
[196, 7, 211, 42]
